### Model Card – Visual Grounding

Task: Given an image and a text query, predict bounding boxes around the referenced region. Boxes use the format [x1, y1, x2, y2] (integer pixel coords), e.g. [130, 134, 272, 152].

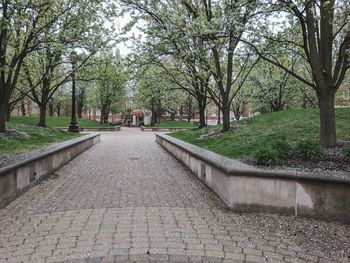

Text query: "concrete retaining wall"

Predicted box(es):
[59, 126, 121, 132]
[141, 126, 195, 132]
[0, 133, 100, 209]
[156, 133, 350, 223]
[79, 126, 120, 132]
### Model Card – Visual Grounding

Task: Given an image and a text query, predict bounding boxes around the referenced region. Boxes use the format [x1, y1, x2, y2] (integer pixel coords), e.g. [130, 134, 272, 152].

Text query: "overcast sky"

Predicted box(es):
[111, 6, 286, 56]
[112, 13, 143, 56]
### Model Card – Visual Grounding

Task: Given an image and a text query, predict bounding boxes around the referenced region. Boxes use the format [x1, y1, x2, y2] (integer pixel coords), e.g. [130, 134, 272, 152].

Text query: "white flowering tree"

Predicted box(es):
[120, 0, 261, 131]
[120, 0, 213, 128]
[246, 0, 350, 146]
[0, 0, 117, 131]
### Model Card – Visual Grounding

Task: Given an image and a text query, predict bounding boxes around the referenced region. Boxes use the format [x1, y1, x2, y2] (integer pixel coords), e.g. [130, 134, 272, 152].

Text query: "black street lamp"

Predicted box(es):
[69, 51, 79, 132]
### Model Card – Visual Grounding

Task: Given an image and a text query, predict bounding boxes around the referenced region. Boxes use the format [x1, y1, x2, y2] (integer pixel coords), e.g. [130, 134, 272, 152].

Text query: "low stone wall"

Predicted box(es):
[156, 133, 350, 223]
[79, 126, 121, 132]
[141, 126, 194, 132]
[0, 133, 100, 209]
[59, 126, 121, 132]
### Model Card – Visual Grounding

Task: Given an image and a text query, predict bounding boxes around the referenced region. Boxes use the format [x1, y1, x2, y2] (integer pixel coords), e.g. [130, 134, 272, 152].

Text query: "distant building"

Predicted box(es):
[11, 98, 39, 116]
[335, 83, 350, 107]
[82, 109, 123, 123]
[160, 100, 250, 124]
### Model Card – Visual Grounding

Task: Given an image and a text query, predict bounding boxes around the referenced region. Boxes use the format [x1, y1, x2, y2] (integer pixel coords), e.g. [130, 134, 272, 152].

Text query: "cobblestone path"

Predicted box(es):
[0, 129, 349, 263]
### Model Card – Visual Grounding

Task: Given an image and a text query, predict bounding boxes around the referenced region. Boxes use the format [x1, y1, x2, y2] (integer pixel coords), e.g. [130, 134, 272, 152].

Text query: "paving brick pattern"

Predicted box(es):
[0, 129, 349, 263]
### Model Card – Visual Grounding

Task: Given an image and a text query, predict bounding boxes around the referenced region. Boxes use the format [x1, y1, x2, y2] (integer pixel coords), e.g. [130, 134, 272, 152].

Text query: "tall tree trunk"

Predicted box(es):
[222, 105, 230, 131]
[179, 109, 183, 121]
[170, 112, 175, 121]
[77, 107, 83, 119]
[57, 104, 61, 117]
[77, 100, 83, 119]
[318, 91, 336, 147]
[38, 105, 47, 127]
[150, 100, 155, 126]
[100, 105, 106, 124]
[77, 87, 85, 119]
[6, 103, 11, 122]
[157, 100, 162, 124]
[0, 103, 6, 132]
[187, 101, 192, 123]
[21, 100, 26, 116]
[198, 101, 206, 128]
[233, 109, 241, 121]
[217, 107, 221, 125]
[48, 103, 54, 117]
[152, 110, 157, 125]
[187, 113, 191, 122]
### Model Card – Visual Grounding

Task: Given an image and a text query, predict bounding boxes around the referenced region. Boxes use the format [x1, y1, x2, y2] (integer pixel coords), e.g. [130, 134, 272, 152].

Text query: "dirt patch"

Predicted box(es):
[0, 129, 30, 139]
[245, 142, 350, 180]
[281, 145, 350, 179]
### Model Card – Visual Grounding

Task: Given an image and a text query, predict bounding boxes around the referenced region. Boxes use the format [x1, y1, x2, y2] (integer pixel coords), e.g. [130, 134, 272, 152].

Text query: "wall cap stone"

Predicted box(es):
[156, 133, 350, 186]
[56, 126, 120, 131]
[141, 126, 196, 132]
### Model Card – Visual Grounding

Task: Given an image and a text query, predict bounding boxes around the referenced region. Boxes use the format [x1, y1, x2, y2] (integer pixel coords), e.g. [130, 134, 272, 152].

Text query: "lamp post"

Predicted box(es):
[69, 51, 79, 132]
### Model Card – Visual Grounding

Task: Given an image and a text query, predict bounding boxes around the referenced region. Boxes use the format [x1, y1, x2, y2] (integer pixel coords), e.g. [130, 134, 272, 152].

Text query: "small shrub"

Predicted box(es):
[343, 145, 350, 161]
[272, 139, 292, 158]
[253, 147, 279, 166]
[294, 140, 323, 161]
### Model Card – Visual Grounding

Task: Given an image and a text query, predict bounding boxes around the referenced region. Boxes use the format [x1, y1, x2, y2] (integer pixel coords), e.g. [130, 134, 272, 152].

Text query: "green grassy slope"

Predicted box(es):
[152, 120, 197, 128]
[170, 108, 350, 160]
[1, 123, 80, 154]
[10, 116, 110, 128]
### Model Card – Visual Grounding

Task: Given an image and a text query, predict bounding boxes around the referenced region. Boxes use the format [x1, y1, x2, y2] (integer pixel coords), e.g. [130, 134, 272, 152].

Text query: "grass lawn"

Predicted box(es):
[151, 120, 198, 129]
[1, 123, 80, 154]
[0, 116, 113, 154]
[10, 116, 111, 128]
[170, 108, 350, 160]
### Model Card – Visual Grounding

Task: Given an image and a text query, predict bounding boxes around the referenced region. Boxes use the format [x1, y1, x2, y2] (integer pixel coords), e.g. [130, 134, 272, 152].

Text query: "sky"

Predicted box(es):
[111, 6, 286, 57]
[113, 13, 143, 56]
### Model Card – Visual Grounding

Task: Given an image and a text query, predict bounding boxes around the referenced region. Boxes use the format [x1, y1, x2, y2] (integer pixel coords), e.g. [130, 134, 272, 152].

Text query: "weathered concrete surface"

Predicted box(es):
[141, 126, 195, 132]
[156, 133, 350, 223]
[0, 129, 349, 263]
[0, 133, 100, 209]
[77, 126, 121, 132]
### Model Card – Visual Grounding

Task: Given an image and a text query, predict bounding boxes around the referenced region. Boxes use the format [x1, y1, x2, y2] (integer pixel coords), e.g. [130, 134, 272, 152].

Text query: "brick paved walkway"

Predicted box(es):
[0, 129, 349, 263]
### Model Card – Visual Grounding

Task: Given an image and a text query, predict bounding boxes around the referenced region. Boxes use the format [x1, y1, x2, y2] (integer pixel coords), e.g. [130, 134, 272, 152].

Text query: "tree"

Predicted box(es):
[155, 58, 210, 128]
[134, 66, 170, 125]
[335, 72, 350, 107]
[134, 63, 189, 126]
[22, 0, 111, 127]
[248, 59, 298, 113]
[94, 53, 126, 124]
[246, 0, 350, 146]
[176, 0, 260, 131]
[120, 0, 210, 128]
[0, 0, 117, 130]
[163, 89, 187, 121]
[231, 87, 250, 121]
[6, 74, 31, 121]
[77, 86, 87, 119]
[0, 0, 69, 131]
